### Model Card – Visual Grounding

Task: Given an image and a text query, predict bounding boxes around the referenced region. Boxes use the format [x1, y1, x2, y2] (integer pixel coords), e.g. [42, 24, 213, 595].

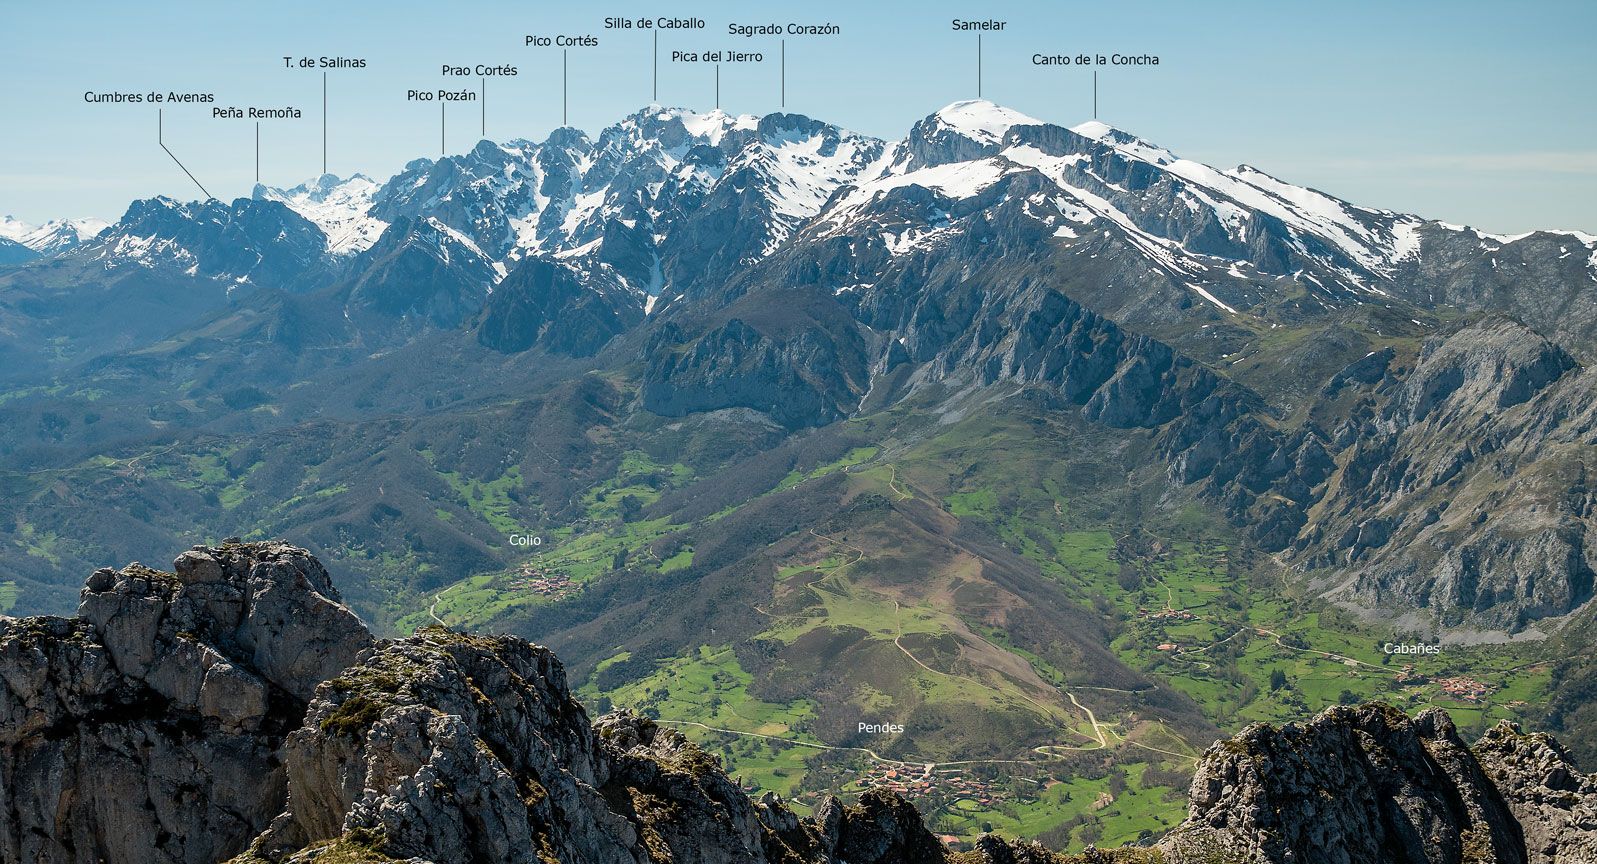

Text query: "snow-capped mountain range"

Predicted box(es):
[230, 100, 1593, 309]
[10, 99, 1596, 342]
[0, 215, 109, 257]
[66, 196, 330, 289]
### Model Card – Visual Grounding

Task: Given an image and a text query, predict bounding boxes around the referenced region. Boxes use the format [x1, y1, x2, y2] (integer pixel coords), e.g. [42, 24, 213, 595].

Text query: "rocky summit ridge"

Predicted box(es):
[0, 541, 1594, 864]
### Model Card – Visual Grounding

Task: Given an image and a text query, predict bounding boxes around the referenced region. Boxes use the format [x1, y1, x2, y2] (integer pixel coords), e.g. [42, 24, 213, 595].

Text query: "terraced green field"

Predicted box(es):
[422, 449, 527, 536]
[396, 449, 699, 632]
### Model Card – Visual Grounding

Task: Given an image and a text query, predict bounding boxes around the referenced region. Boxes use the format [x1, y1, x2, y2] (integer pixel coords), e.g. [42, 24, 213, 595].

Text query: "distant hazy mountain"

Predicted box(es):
[0, 214, 109, 256]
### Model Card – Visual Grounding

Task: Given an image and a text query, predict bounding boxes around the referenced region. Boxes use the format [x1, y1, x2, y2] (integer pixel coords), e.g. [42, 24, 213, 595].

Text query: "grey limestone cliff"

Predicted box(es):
[1161, 704, 1597, 864]
[0, 541, 371, 864]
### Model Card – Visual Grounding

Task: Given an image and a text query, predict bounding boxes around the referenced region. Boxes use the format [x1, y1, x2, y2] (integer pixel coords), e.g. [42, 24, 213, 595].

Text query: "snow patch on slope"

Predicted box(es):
[738, 122, 887, 251]
[254, 174, 387, 255]
[1185, 282, 1238, 314]
[824, 159, 1009, 229]
[1070, 121, 1177, 165]
[662, 108, 758, 146]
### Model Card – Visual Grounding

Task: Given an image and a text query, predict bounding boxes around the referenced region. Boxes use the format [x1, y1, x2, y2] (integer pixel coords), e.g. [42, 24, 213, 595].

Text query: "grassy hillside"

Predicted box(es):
[387, 394, 1552, 849]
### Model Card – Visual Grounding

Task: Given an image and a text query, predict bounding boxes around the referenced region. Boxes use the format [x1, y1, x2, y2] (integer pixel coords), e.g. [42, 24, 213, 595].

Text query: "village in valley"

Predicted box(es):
[507, 564, 577, 600]
[851, 762, 1004, 806]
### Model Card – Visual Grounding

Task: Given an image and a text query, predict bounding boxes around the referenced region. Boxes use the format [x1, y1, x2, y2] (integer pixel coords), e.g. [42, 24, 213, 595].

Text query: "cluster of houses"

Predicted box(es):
[507, 566, 575, 599]
[856, 762, 937, 797]
[1138, 606, 1197, 622]
[1394, 666, 1493, 702]
[1436, 675, 1491, 701]
[1139, 607, 1199, 654]
[854, 763, 1004, 808]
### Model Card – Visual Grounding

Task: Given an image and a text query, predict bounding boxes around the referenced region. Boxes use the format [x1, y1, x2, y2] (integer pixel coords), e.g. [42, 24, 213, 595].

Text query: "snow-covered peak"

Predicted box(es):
[70, 217, 111, 241]
[0, 215, 110, 255]
[726, 118, 890, 251]
[659, 107, 758, 146]
[1068, 120, 1114, 140]
[890, 101, 1042, 173]
[273, 173, 377, 203]
[0, 215, 31, 244]
[1069, 120, 1177, 165]
[131, 195, 192, 216]
[932, 100, 1041, 145]
[254, 173, 386, 255]
[603, 105, 761, 156]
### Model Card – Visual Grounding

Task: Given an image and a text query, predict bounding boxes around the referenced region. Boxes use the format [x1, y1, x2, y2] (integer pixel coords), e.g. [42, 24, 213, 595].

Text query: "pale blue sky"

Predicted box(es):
[2, 0, 1593, 233]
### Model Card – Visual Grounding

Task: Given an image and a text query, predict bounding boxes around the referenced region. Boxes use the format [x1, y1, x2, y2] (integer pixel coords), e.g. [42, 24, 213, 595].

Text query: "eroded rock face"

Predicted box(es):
[0, 541, 372, 864]
[1160, 704, 1597, 864]
[1474, 722, 1597, 864]
[476, 256, 644, 357]
[244, 631, 639, 863]
[1293, 318, 1597, 632]
[640, 317, 870, 431]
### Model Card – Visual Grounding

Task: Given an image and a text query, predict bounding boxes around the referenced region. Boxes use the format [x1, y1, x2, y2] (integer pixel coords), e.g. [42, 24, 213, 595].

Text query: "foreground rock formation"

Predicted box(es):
[1164, 704, 1597, 864]
[1, 542, 1594, 864]
[0, 542, 371, 864]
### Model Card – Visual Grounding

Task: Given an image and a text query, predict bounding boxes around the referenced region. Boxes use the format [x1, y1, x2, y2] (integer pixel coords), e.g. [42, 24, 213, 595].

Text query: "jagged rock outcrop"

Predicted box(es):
[0, 541, 372, 864]
[1160, 703, 1597, 864]
[242, 632, 802, 864]
[1475, 722, 1597, 864]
